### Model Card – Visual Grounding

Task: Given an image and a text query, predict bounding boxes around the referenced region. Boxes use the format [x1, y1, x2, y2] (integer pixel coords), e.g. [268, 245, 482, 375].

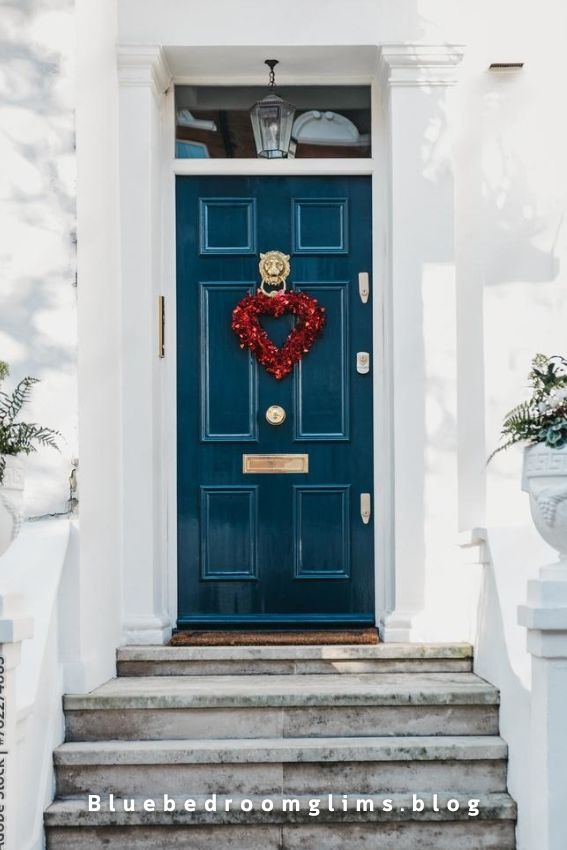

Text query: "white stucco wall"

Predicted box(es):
[2, 0, 565, 614]
[112, 0, 567, 636]
[4, 0, 565, 645]
[3, 2, 567, 845]
[0, 0, 78, 518]
[413, 0, 557, 658]
[457, 12, 567, 848]
[1, 0, 122, 694]
[111, 6, 567, 849]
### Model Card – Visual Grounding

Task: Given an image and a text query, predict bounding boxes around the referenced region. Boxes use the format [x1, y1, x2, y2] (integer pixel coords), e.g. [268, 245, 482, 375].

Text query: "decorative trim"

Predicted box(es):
[177, 613, 375, 629]
[174, 159, 373, 177]
[458, 527, 490, 567]
[199, 486, 258, 582]
[293, 282, 350, 442]
[0, 493, 22, 545]
[293, 485, 351, 580]
[200, 282, 258, 442]
[379, 44, 465, 87]
[122, 614, 172, 645]
[523, 444, 567, 480]
[199, 198, 257, 256]
[380, 610, 418, 642]
[292, 198, 349, 255]
[1, 457, 24, 491]
[117, 44, 172, 97]
[536, 486, 567, 528]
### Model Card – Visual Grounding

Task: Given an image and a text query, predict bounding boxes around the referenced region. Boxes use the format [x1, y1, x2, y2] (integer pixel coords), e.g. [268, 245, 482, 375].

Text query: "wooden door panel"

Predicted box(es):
[199, 282, 257, 441]
[294, 283, 349, 441]
[177, 175, 374, 629]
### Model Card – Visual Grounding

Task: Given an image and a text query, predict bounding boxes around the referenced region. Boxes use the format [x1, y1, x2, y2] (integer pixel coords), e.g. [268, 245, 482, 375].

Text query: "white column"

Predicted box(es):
[378, 46, 464, 641]
[0, 592, 33, 850]
[519, 559, 567, 850]
[76, 0, 124, 689]
[117, 46, 172, 644]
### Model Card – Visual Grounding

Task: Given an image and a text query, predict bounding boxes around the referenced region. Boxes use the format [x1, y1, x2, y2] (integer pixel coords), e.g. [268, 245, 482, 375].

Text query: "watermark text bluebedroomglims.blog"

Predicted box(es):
[0, 656, 6, 848]
[88, 793, 482, 817]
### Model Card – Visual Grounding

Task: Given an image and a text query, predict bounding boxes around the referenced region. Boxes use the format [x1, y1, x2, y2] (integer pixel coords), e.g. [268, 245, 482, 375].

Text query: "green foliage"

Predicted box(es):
[0, 364, 61, 484]
[490, 354, 567, 461]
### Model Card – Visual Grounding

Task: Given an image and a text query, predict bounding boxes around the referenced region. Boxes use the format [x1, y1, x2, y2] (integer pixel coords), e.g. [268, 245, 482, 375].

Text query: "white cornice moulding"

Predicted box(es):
[117, 45, 172, 97]
[379, 44, 465, 87]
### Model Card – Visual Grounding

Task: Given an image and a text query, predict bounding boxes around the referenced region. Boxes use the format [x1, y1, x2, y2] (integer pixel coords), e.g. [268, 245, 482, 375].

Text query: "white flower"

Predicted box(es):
[539, 401, 549, 414]
[546, 388, 567, 410]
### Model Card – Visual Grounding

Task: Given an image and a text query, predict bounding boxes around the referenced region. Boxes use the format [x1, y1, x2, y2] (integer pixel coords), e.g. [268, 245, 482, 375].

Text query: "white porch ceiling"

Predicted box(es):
[163, 45, 379, 85]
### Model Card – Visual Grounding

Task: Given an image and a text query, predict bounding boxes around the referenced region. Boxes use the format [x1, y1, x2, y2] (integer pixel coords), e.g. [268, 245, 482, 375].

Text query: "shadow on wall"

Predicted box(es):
[480, 63, 567, 527]
[0, 0, 78, 516]
[481, 75, 562, 288]
[474, 525, 555, 850]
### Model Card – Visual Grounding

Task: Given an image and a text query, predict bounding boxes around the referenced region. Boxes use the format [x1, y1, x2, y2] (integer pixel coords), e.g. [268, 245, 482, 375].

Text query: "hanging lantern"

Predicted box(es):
[250, 60, 296, 159]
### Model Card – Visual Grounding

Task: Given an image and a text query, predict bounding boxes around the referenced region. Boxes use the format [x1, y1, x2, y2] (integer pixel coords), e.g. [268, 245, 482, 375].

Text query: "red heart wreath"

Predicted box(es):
[231, 290, 326, 380]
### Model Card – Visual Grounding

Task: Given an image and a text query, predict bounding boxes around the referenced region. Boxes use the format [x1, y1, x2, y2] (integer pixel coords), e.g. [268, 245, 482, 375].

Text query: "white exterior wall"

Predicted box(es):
[0, 0, 78, 518]
[3, 0, 566, 649]
[96, 4, 567, 848]
[2, 2, 567, 847]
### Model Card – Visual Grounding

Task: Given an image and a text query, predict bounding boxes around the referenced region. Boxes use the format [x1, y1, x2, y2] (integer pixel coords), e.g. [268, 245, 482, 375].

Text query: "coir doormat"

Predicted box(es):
[169, 628, 379, 647]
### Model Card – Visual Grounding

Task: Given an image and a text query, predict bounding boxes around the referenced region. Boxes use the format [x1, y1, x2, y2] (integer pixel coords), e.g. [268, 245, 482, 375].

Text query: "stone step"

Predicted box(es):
[45, 793, 516, 850]
[117, 643, 473, 677]
[54, 735, 508, 797]
[64, 672, 500, 741]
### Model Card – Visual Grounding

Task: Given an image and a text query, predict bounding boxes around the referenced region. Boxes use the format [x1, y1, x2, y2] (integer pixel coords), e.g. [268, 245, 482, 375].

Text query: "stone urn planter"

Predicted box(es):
[0, 456, 24, 558]
[522, 443, 567, 561]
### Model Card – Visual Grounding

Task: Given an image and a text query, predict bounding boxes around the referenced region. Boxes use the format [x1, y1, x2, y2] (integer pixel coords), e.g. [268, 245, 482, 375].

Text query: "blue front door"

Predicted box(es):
[176, 176, 374, 629]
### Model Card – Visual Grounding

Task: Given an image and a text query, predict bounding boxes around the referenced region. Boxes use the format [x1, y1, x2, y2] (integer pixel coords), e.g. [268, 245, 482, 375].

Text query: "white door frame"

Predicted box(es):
[116, 43, 463, 644]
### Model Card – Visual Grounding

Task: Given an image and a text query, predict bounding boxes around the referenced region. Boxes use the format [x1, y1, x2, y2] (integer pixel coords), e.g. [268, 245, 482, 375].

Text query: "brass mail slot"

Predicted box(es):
[243, 453, 309, 474]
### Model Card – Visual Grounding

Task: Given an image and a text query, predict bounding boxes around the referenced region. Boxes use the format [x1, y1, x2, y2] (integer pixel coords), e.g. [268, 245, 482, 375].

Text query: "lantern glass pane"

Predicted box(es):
[250, 95, 296, 158]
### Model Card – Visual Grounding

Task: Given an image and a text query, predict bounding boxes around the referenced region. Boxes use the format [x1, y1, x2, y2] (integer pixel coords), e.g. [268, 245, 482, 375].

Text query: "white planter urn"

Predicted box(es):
[522, 443, 567, 562]
[0, 456, 24, 558]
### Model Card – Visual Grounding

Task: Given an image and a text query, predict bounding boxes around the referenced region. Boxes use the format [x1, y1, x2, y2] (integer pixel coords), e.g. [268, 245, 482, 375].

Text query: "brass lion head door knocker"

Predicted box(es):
[258, 250, 291, 296]
[231, 250, 326, 380]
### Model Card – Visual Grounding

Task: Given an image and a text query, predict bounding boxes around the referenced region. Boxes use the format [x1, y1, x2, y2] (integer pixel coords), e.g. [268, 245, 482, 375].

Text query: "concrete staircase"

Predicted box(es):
[45, 643, 517, 849]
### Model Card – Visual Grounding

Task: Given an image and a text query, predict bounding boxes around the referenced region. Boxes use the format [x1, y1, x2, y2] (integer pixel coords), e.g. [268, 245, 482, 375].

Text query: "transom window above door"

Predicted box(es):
[174, 85, 371, 159]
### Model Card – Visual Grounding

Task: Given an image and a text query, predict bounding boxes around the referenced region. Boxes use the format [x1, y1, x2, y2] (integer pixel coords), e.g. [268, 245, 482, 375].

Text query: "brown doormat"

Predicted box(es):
[170, 628, 379, 647]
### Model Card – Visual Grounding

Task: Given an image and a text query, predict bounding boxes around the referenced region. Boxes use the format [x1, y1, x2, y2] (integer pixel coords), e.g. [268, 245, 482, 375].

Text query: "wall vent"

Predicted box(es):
[489, 62, 524, 71]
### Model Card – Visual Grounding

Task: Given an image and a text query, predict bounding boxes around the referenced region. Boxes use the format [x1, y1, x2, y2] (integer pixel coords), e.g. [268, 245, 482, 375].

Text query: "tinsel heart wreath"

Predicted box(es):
[231, 290, 326, 380]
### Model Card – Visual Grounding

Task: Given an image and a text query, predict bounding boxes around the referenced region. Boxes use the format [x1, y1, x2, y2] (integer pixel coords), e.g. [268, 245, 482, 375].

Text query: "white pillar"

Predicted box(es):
[76, 0, 124, 689]
[519, 559, 567, 850]
[378, 46, 464, 641]
[117, 47, 172, 643]
[0, 592, 33, 850]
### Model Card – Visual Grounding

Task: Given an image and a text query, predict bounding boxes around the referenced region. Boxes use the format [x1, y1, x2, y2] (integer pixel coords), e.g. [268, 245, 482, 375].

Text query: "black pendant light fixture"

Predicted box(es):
[250, 60, 296, 159]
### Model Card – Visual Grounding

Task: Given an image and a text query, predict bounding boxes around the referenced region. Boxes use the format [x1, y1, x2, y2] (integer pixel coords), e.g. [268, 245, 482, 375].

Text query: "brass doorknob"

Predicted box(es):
[266, 404, 286, 425]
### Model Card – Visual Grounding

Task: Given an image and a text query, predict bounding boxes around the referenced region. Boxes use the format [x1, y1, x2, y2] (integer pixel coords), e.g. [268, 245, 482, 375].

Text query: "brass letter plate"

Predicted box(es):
[243, 453, 309, 474]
